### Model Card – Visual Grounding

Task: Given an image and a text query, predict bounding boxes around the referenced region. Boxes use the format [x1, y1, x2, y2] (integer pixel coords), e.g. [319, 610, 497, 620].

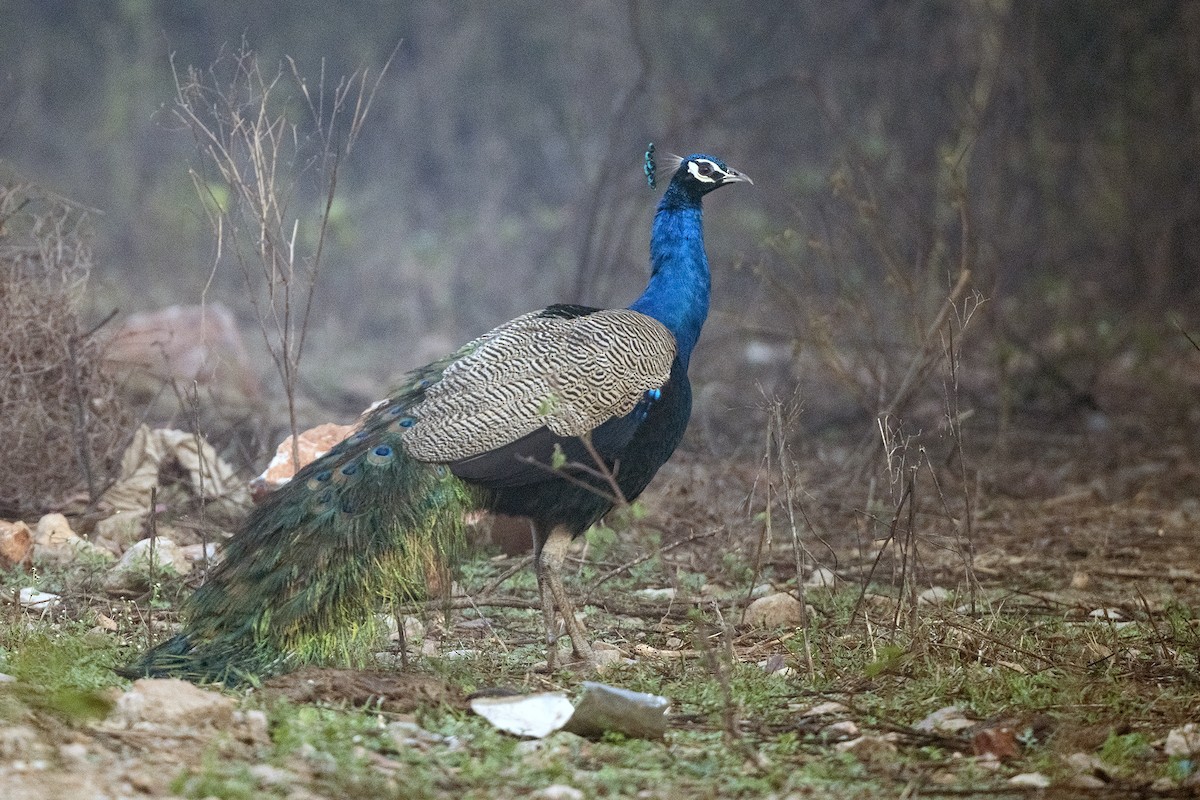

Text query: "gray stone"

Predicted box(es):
[103, 537, 191, 592]
[744, 592, 807, 628]
[106, 678, 234, 730]
[533, 785, 584, 800]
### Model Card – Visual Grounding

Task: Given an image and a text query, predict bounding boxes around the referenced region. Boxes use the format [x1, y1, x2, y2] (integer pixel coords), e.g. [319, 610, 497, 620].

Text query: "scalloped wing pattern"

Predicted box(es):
[402, 309, 676, 462]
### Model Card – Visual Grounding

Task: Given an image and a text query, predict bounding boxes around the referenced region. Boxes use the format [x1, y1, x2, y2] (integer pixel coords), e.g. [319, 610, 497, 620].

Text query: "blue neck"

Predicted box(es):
[628, 184, 710, 369]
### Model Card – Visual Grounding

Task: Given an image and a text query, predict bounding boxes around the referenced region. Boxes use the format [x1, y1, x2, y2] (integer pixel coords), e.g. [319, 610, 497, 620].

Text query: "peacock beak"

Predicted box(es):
[720, 166, 753, 185]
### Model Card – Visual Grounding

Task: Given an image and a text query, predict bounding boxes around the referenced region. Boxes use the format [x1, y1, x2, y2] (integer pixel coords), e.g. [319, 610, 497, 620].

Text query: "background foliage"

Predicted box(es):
[1, 0, 1196, 430]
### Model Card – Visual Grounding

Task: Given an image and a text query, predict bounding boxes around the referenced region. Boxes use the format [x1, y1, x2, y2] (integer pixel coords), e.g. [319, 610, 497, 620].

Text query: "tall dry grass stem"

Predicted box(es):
[169, 45, 393, 461]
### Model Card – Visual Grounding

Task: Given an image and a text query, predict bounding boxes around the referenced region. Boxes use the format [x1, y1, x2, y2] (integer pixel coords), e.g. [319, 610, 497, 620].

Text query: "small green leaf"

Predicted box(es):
[537, 393, 560, 416]
[550, 444, 567, 470]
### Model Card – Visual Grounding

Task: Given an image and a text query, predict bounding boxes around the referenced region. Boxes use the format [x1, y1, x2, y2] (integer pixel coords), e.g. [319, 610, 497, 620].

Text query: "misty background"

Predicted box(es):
[2, 0, 1196, 459]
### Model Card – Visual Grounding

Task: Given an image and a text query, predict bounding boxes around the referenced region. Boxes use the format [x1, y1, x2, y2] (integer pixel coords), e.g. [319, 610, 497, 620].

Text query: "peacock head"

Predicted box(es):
[666, 153, 753, 199]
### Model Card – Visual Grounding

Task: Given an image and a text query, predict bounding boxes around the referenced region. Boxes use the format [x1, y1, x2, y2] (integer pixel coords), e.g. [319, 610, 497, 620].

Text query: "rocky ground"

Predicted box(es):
[1, 375, 1199, 798]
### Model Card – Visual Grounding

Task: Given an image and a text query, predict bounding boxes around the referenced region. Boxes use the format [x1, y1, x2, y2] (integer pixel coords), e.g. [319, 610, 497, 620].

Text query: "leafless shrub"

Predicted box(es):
[0, 181, 131, 516]
[167, 44, 392, 461]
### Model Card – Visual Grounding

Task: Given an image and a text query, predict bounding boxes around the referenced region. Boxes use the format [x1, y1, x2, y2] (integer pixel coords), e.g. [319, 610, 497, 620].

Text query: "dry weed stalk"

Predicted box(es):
[169, 45, 393, 461]
[748, 395, 819, 676]
[774, 87, 991, 634]
[937, 289, 985, 609]
[878, 417, 925, 634]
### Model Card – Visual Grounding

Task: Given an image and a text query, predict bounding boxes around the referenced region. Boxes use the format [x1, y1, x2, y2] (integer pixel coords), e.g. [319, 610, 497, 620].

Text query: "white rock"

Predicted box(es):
[804, 567, 838, 588]
[918, 587, 954, 606]
[533, 785, 584, 800]
[57, 742, 89, 764]
[1009, 773, 1051, 788]
[249, 763, 297, 787]
[34, 513, 76, 547]
[1088, 608, 1125, 621]
[1165, 723, 1200, 757]
[826, 720, 860, 738]
[591, 646, 627, 671]
[180, 542, 219, 564]
[634, 587, 676, 600]
[1067, 773, 1107, 789]
[801, 701, 849, 717]
[103, 537, 191, 592]
[18, 588, 60, 610]
[107, 678, 234, 730]
[915, 705, 976, 734]
[443, 649, 479, 659]
[744, 592, 807, 628]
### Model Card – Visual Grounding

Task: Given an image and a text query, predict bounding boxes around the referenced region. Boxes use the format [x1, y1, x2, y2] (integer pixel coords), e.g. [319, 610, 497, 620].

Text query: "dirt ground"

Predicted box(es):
[2, 346, 1199, 799]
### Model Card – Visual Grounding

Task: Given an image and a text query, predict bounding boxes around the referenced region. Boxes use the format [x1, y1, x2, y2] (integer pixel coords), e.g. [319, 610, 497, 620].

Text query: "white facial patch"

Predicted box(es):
[687, 159, 721, 183]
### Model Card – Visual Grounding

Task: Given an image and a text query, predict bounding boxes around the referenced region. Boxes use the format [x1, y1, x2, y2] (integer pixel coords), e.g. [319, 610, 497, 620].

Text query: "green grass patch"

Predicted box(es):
[0, 617, 125, 722]
[1, 533, 1198, 797]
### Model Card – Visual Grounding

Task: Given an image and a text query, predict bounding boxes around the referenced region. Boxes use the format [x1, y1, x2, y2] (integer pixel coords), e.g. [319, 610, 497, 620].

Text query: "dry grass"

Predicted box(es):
[0, 181, 131, 516]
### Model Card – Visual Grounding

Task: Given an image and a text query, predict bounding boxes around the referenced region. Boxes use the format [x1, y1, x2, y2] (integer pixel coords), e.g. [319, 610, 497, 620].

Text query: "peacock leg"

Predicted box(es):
[532, 522, 561, 671]
[537, 525, 596, 667]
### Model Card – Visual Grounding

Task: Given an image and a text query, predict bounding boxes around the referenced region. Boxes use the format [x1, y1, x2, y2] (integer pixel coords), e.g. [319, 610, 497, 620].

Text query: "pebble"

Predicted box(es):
[103, 537, 191, 592]
[249, 763, 297, 788]
[533, 784, 584, 800]
[804, 567, 838, 588]
[1164, 723, 1200, 757]
[744, 592, 807, 628]
[825, 720, 860, 738]
[1008, 773, 1051, 788]
[57, 742, 90, 764]
[915, 705, 976, 734]
[918, 587, 954, 606]
[800, 701, 849, 718]
[18, 588, 60, 610]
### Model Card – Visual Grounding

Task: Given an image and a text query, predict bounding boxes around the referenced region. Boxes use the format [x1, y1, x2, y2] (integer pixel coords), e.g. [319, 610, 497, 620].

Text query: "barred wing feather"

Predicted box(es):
[402, 308, 676, 463]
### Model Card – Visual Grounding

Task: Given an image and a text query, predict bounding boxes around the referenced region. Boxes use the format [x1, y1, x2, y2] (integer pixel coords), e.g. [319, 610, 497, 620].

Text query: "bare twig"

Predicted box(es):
[585, 526, 725, 598]
[170, 45, 390, 457]
[1171, 315, 1200, 353]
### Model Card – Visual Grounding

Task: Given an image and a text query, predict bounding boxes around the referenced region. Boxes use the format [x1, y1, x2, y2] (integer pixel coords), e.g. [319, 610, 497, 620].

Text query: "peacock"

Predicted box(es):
[124, 153, 751, 683]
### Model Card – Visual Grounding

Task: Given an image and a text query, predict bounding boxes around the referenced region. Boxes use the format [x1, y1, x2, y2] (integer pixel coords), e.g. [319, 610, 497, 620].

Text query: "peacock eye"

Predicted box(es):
[697, 161, 713, 175]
